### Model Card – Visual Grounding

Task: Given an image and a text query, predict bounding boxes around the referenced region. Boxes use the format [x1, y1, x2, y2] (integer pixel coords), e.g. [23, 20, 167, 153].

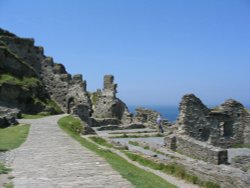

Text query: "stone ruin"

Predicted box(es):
[133, 108, 171, 129]
[0, 28, 91, 131]
[165, 94, 250, 165]
[89, 75, 173, 130]
[1, 27, 171, 131]
[90, 75, 132, 127]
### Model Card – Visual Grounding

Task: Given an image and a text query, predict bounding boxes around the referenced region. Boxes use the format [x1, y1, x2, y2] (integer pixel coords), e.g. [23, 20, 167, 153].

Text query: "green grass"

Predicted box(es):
[0, 163, 11, 175]
[21, 114, 49, 119]
[232, 143, 250, 149]
[129, 141, 150, 150]
[58, 116, 176, 188]
[58, 115, 83, 134]
[0, 74, 41, 89]
[129, 140, 140, 146]
[0, 124, 30, 151]
[4, 182, 14, 188]
[125, 152, 220, 188]
[91, 91, 101, 106]
[32, 98, 63, 115]
[0, 74, 62, 114]
[89, 136, 113, 148]
[45, 99, 63, 114]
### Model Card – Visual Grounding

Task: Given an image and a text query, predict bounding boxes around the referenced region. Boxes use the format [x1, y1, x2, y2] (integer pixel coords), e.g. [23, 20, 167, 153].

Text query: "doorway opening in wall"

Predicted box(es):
[67, 97, 75, 114]
[220, 122, 233, 137]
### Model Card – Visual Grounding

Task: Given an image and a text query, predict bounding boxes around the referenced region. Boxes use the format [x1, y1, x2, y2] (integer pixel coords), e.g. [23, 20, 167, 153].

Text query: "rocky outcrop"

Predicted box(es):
[0, 105, 20, 128]
[0, 28, 91, 123]
[0, 30, 60, 114]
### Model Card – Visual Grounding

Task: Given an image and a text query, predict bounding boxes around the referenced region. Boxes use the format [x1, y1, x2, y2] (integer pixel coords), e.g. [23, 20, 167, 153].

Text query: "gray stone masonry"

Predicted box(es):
[176, 94, 250, 148]
[165, 134, 228, 165]
[133, 108, 171, 129]
[92, 75, 132, 125]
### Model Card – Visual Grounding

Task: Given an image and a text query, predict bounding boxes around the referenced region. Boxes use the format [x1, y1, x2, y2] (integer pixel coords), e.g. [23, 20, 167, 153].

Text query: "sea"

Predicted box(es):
[128, 105, 179, 123]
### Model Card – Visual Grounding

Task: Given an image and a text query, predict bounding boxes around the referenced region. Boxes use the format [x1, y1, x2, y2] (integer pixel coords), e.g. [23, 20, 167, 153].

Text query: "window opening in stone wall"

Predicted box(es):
[223, 122, 233, 137]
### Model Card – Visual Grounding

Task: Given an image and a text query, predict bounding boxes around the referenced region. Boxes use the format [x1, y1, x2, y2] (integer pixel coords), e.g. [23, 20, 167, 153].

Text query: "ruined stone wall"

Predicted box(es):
[137, 142, 250, 188]
[103, 75, 117, 97]
[92, 75, 132, 124]
[176, 94, 250, 148]
[177, 94, 210, 141]
[209, 100, 247, 148]
[243, 110, 250, 145]
[41, 58, 91, 122]
[178, 157, 250, 188]
[172, 135, 228, 164]
[133, 108, 171, 129]
[67, 75, 91, 122]
[133, 108, 159, 128]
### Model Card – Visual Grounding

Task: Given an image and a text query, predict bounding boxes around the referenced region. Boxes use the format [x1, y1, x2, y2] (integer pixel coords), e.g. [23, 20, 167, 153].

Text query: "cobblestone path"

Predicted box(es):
[11, 115, 133, 188]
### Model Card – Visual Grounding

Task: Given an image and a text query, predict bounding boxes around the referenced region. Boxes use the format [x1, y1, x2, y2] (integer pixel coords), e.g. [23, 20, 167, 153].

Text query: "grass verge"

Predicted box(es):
[125, 152, 220, 188]
[0, 163, 11, 175]
[58, 115, 176, 188]
[4, 182, 14, 188]
[21, 113, 49, 119]
[232, 143, 250, 149]
[0, 124, 30, 151]
[89, 136, 113, 148]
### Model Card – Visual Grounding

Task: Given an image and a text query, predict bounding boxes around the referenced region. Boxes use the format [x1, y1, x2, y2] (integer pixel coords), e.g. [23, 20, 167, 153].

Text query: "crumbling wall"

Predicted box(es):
[209, 100, 248, 148]
[133, 108, 169, 128]
[176, 94, 250, 148]
[134, 108, 159, 125]
[244, 111, 250, 145]
[92, 75, 132, 124]
[177, 94, 210, 141]
[166, 134, 228, 164]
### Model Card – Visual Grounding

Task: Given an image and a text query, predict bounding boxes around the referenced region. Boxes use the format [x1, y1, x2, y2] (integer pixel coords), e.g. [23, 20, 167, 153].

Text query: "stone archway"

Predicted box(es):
[67, 97, 75, 114]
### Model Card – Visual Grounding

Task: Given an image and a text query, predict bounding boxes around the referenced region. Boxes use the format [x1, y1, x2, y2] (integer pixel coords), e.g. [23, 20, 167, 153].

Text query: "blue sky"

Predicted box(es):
[0, 0, 250, 106]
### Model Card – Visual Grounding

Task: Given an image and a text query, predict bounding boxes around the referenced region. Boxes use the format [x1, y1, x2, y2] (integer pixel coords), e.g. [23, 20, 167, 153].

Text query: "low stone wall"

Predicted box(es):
[131, 140, 250, 188]
[90, 118, 121, 127]
[165, 134, 228, 164]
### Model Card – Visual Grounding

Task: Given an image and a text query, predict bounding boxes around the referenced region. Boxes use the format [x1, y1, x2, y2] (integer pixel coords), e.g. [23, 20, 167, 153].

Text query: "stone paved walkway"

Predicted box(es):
[12, 115, 133, 188]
